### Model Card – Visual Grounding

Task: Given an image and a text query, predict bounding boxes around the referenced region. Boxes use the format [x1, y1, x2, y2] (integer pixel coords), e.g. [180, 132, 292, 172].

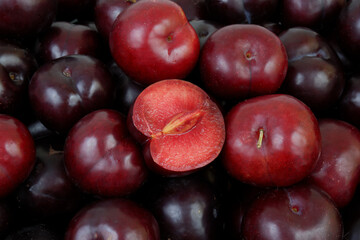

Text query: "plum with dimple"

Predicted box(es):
[222, 94, 321, 187]
[200, 24, 288, 100]
[242, 184, 343, 240]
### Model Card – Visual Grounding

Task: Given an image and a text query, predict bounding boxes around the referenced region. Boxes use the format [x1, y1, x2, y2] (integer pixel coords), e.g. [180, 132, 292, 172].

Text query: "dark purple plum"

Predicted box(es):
[200, 24, 287, 100]
[16, 137, 84, 220]
[109, 61, 144, 115]
[95, 0, 139, 40]
[279, 27, 340, 63]
[281, 0, 346, 32]
[65, 198, 160, 240]
[142, 174, 223, 240]
[282, 57, 344, 112]
[336, 0, 360, 61]
[64, 109, 148, 197]
[171, 0, 209, 20]
[337, 73, 360, 129]
[205, 0, 279, 25]
[28, 54, 115, 134]
[307, 119, 360, 208]
[0, 0, 57, 40]
[222, 182, 265, 240]
[279, 27, 345, 113]
[35, 22, 103, 64]
[189, 20, 223, 49]
[242, 184, 343, 240]
[0, 41, 38, 116]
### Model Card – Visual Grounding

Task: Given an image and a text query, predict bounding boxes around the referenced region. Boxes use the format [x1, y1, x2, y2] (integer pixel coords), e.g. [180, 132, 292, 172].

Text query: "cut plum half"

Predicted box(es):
[132, 79, 225, 175]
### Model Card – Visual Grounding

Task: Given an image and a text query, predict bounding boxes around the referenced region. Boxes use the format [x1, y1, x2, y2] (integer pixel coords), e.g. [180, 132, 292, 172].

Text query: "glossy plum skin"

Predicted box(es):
[110, 61, 144, 115]
[171, 0, 209, 20]
[200, 24, 288, 100]
[280, 58, 344, 112]
[281, 0, 345, 31]
[65, 198, 160, 240]
[109, 0, 200, 86]
[205, 0, 279, 25]
[337, 74, 360, 129]
[189, 20, 223, 49]
[279, 27, 345, 112]
[0, 115, 36, 198]
[0, 41, 38, 115]
[16, 138, 84, 219]
[35, 22, 103, 64]
[242, 185, 343, 240]
[132, 80, 225, 176]
[64, 109, 148, 197]
[28, 54, 115, 134]
[336, 0, 360, 61]
[307, 119, 360, 208]
[94, 0, 137, 40]
[142, 174, 223, 240]
[0, 0, 57, 40]
[222, 94, 321, 187]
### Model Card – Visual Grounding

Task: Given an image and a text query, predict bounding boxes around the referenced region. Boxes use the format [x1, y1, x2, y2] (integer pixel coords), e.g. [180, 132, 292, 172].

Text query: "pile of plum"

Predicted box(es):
[1, 0, 360, 239]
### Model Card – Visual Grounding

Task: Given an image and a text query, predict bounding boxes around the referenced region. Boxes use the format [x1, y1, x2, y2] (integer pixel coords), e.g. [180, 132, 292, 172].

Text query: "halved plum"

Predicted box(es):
[132, 79, 225, 176]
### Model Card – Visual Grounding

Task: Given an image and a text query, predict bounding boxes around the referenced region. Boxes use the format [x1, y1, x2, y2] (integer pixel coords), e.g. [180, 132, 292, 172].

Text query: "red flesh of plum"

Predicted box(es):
[132, 79, 225, 175]
[109, 0, 200, 86]
[64, 109, 148, 197]
[200, 24, 288, 100]
[222, 94, 321, 187]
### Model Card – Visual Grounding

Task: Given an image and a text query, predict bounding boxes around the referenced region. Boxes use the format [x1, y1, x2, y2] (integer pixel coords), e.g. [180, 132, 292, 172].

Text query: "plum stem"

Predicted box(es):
[257, 128, 264, 149]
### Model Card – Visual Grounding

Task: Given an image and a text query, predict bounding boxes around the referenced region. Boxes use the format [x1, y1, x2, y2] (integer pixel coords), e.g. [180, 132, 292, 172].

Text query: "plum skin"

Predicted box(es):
[200, 24, 288, 100]
[222, 94, 321, 187]
[0, 114, 36, 198]
[64, 109, 148, 197]
[109, 0, 200, 86]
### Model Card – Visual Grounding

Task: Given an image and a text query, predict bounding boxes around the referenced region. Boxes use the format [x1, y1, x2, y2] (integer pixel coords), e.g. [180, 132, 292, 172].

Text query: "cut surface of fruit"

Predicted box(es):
[132, 79, 225, 173]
